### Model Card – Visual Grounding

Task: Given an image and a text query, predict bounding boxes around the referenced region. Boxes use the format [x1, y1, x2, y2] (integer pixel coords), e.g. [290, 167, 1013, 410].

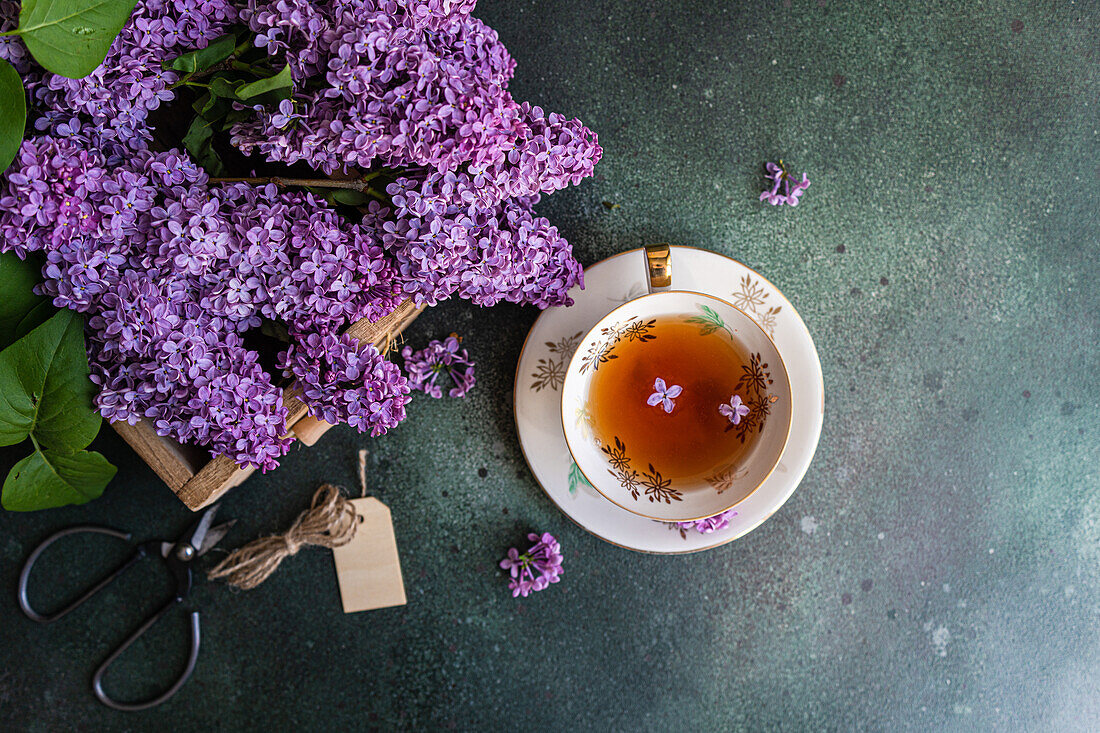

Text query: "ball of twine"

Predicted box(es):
[207, 484, 358, 590]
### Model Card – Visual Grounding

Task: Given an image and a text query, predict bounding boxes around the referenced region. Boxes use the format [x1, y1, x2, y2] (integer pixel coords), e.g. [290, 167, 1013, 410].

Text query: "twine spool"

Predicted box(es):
[207, 484, 358, 590]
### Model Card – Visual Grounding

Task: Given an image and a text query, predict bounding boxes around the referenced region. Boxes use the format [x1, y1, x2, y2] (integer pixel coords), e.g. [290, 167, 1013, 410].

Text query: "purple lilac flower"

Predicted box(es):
[7, 0, 240, 148]
[280, 332, 411, 437]
[0, 1, 30, 74]
[760, 161, 810, 207]
[373, 175, 583, 308]
[0, 1, 598, 472]
[400, 335, 475, 398]
[647, 377, 682, 413]
[232, 1, 520, 176]
[0, 130, 409, 469]
[675, 510, 737, 535]
[228, 0, 594, 311]
[499, 532, 564, 598]
[230, 2, 600, 206]
[465, 103, 602, 209]
[402, 0, 478, 31]
[210, 183, 403, 334]
[719, 395, 750, 425]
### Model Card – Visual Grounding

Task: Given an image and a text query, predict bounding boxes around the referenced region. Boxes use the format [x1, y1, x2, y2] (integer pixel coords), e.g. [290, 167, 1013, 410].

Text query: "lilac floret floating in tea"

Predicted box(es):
[0, 0, 600, 471]
[646, 377, 682, 413]
[718, 395, 751, 425]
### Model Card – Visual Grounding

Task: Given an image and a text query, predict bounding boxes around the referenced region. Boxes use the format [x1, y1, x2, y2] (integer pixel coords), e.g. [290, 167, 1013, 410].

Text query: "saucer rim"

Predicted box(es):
[513, 246, 824, 554]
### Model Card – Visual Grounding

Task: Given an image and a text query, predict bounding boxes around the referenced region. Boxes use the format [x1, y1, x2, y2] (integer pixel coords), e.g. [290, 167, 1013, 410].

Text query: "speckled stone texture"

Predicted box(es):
[1, 0, 1097, 729]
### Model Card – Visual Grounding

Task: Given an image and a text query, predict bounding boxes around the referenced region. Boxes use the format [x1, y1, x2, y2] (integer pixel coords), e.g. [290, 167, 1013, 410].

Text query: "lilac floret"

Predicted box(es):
[761, 161, 810, 207]
[647, 377, 682, 413]
[401, 335, 475, 398]
[719, 395, 750, 425]
[674, 510, 737, 535]
[499, 532, 564, 597]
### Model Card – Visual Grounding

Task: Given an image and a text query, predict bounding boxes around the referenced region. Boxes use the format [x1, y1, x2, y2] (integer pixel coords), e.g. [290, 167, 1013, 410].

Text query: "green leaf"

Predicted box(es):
[0, 252, 48, 350]
[208, 75, 244, 101]
[236, 64, 292, 99]
[181, 116, 225, 176]
[14, 0, 141, 78]
[0, 58, 26, 172]
[181, 115, 213, 155]
[200, 98, 231, 123]
[223, 108, 252, 126]
[0, 309, 100, 450]
[191, 91, 212, 115]
[330, 189, 369, 206]
[12, 301, 57, 343]
[2, 447, 115, 510]
[258, 317, 290, 343]
[191, 91, 229, 122]
[168, 33, 235, 73]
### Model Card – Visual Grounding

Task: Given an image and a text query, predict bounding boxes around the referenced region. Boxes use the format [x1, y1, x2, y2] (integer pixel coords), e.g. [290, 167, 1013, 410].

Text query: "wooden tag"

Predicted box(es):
[331, 497, 406, 613]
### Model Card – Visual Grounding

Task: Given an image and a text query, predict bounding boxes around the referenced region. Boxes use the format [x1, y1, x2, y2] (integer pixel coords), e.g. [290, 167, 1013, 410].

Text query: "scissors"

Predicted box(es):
[17, 504, 234, 711]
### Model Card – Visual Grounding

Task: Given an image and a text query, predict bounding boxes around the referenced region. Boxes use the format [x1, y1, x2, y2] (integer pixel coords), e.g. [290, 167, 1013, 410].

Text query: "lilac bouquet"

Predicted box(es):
[500, 532, 564, 597]
[0, 0, 600, 471]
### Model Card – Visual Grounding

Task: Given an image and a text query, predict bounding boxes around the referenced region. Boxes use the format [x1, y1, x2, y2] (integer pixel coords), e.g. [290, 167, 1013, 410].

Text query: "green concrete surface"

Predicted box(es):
[1, 0, 1098, 729]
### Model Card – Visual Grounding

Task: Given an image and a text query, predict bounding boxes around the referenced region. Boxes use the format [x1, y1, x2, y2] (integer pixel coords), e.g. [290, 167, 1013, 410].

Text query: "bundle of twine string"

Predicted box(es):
[207, 483, 359, 590]
[208, 450, 372, 590]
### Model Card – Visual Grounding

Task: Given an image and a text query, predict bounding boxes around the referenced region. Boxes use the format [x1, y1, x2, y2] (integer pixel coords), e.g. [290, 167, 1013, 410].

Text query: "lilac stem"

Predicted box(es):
[208, 175, 381, 193]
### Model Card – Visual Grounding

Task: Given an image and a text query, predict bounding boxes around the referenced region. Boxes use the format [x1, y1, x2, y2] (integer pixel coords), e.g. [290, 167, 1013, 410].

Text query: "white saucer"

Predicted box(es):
[514, 246, 824, 553]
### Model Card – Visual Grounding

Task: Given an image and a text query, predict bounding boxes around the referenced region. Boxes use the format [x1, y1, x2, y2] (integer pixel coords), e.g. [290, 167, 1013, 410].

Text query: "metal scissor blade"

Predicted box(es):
[196, 520, 236, 556]
[178, 504, 220, 555]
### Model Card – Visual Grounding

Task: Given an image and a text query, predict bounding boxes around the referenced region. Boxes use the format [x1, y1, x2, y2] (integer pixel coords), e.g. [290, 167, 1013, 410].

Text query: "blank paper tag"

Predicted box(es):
[332, 497, 406, 613]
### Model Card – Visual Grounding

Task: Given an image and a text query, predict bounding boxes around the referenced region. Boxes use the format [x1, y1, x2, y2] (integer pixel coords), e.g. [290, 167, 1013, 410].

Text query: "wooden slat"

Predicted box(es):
[176, 455, 256, 510]
[110, 419, 200, 491]
[289, 415, 335, 447]
[282, 389, 310, 435]
[346, 298, 421, 347]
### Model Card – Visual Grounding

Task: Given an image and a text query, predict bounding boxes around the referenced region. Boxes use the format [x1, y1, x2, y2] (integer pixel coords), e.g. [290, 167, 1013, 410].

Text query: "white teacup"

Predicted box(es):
[561, 246, 792, 522]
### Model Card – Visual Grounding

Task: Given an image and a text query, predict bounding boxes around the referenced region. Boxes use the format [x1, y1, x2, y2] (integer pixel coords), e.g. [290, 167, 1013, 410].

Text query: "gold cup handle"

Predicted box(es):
[645, 243, 672, 293]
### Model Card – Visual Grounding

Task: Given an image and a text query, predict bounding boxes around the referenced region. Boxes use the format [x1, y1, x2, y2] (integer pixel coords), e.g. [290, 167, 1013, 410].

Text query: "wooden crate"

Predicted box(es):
[111, 300, 423, 510]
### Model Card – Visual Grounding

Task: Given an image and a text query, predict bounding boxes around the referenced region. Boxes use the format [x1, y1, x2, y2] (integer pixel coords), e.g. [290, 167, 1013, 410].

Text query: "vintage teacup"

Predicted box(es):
[561, 246, 792, 522]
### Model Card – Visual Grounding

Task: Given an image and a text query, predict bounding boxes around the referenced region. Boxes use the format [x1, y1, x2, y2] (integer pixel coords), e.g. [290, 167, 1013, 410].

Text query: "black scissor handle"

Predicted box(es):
[92, 605, 201, 712]
[18, 524, 205, 711]
[18, 525, 138, 623]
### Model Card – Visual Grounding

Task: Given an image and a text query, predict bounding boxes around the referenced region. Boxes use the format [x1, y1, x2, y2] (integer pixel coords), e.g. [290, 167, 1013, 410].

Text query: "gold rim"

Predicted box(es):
[511, 246, 823, 554]
[559, 289, 794, 522]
